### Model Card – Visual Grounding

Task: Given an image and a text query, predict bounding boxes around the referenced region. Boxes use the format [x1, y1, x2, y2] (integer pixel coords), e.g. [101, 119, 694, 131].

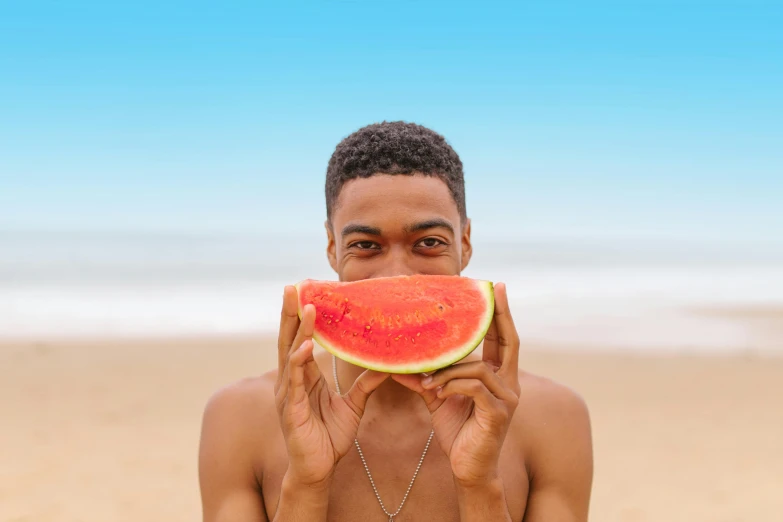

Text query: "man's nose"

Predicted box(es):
[374, 247, 416, 278]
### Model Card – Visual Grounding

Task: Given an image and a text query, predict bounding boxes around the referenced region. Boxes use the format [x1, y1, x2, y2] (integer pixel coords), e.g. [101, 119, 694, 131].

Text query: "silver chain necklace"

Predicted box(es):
[332, 355, 434, 521]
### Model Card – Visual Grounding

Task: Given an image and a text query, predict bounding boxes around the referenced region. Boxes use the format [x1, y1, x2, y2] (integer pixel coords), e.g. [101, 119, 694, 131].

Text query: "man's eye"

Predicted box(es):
[352, 241, 379, 250]
[417, 238, 446, 248]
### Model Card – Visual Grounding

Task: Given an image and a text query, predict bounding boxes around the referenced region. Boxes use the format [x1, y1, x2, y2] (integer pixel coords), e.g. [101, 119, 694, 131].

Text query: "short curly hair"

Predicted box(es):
[325, 121, 466, 223]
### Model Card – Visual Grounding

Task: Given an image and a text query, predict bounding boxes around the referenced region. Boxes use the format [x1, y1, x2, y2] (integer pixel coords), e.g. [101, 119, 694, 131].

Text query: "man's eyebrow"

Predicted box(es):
[406, 218, 455, 234]
[341, 223, 382, 236]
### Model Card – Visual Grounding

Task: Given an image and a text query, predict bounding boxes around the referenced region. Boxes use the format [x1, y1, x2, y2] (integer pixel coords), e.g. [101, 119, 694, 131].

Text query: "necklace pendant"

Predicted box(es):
[388, 517, 394, 522]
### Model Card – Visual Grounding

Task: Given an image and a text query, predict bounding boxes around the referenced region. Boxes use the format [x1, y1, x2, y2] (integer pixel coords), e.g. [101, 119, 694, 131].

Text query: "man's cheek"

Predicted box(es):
[337, 260, 373, 282]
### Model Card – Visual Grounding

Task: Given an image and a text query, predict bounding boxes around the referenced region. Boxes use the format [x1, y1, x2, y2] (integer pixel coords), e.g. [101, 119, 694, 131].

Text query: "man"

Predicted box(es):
[199, 121, 593, 521]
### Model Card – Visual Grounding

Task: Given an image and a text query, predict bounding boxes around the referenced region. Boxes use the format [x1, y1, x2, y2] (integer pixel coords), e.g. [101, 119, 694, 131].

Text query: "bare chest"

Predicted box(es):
[261, 434, 529, 522]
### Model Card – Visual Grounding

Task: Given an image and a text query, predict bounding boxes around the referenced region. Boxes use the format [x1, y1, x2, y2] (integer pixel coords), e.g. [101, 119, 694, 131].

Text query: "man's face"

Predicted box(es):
[326, 174, 472, 282]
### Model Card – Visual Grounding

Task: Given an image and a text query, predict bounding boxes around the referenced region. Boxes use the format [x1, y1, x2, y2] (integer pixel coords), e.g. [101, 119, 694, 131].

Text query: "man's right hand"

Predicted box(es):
[275, 285, 389, 489]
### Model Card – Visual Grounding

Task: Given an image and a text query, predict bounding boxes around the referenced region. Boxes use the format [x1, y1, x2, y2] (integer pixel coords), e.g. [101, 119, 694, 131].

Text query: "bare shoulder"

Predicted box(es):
[502, 370, 594, 519]
[511, 369, 593, 479]
[202, 370, 279, 422]
[198, 371, 283, 521]
[201, 350, 333, 449]
[199, 370, 282, 480]
[515, 369, 591, 430]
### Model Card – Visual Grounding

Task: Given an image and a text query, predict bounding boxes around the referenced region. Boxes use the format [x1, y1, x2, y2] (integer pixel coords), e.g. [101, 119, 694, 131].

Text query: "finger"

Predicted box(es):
[343, 369, 390, 416]
[289, 322, 324, 395]
[276, 285, 301, 391]
[287, 339, 314, 407]
[482, 316, 500, 366]
[422, 361, 513, 401]
[278, 303, 316, 398]
[391, 374, 444, 412]
[303, 355, 323, 394]
[291, 303, 316, 354]
[436, 378, 501, 414]
[491, 283, 520, 378]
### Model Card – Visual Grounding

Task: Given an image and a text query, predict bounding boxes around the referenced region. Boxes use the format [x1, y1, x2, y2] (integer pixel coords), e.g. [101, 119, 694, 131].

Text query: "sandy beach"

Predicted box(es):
[2, 309, 782, 522]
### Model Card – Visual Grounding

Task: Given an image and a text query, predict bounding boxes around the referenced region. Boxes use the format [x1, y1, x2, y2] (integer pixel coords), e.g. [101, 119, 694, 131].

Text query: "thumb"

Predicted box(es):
[391, 373, 443, 413]
[343, 369, 389, 416]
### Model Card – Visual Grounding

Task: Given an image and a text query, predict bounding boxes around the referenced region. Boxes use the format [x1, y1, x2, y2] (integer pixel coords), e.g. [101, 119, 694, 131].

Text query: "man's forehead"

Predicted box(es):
[340, 217, 456, 237]
[333, 174, 459, 218]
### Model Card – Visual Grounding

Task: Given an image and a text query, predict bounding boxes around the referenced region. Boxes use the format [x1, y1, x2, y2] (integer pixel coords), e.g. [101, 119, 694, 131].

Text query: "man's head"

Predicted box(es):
[324, 121, 472, 281]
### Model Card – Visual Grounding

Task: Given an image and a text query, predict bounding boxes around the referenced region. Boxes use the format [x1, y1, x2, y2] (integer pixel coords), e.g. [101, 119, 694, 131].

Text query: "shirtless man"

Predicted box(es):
[198, 121, 594, 521]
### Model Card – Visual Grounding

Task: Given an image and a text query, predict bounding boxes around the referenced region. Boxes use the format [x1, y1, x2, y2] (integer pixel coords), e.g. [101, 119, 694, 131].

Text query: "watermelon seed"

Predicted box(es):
[411, 338, 415, 344]
[385, 340, 390, 347]
[365, 325, 371, 330]
[416, 332, 421, 336]
[327, 320, 332, 324]
[353, 332, 358, 336]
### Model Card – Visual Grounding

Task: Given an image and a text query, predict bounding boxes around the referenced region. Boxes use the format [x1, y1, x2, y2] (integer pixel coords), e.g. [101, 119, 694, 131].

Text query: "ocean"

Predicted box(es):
[2, 230, 782, 353]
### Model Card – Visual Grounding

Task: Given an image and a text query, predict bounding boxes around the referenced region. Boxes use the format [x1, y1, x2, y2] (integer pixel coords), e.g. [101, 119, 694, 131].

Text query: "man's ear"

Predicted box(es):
[325, 220, 338, 273]
[460, 218, 473, 272]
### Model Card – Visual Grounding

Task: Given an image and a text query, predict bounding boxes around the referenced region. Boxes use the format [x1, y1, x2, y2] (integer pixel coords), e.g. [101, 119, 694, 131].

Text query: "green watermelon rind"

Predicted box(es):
[294, 278, 495, 374]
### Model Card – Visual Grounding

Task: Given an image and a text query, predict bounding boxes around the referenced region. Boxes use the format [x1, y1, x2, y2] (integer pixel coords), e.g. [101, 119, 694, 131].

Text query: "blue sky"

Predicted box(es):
[1, 0, 781, 243]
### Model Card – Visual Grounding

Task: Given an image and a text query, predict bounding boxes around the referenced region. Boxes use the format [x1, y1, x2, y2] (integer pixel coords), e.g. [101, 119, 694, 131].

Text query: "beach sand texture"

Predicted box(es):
[3, 313, 783, 522]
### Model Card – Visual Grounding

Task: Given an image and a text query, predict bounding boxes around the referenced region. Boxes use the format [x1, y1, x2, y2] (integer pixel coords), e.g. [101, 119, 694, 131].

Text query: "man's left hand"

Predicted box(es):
[393, 282, 521, 486]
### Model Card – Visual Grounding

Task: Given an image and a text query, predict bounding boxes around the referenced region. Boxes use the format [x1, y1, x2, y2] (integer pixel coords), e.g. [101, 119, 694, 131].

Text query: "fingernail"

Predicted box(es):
[422, 376, 433, 386]
[436, 386, 443, 397]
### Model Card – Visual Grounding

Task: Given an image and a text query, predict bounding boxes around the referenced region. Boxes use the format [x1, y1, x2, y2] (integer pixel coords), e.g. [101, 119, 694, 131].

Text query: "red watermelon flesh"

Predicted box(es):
[295, 274, 495, 374]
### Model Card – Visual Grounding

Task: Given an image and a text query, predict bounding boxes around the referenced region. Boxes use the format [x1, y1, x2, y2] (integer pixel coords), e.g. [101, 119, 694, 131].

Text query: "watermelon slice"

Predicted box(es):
[295, 275, 494, 374]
